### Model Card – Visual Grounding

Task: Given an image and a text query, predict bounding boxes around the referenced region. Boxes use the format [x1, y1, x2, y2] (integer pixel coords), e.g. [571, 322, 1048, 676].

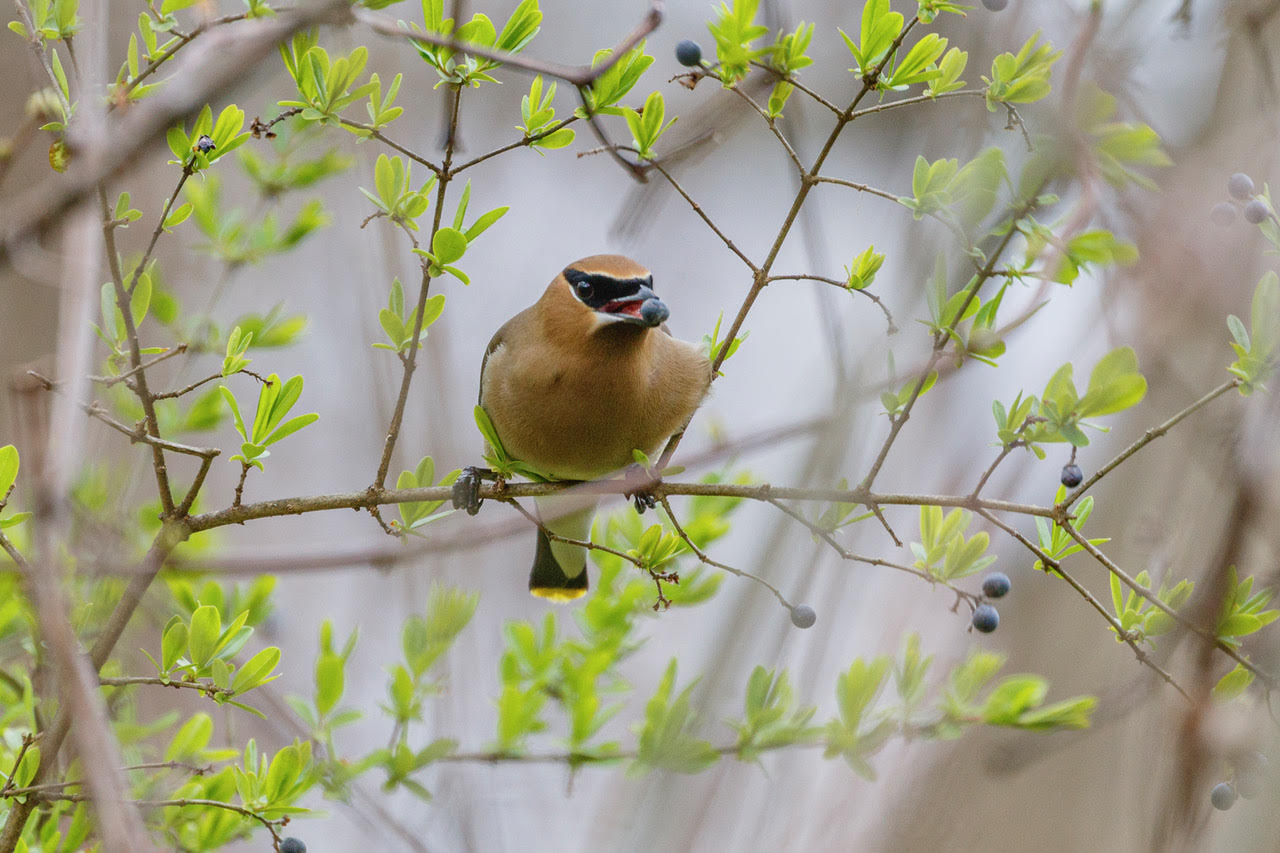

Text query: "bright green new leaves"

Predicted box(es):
[1109, 570, 1193, 644]
[881, 370, 938, 418]
[278, 36, 377, 126]
[845, 245, 885, 291]
[579, 44, 653, 117]
[993, 351, 1148, 457]
[1075, 88, 1170, 190]
[112, 191, 144, 228]
[762, 22, 814, 116]
[701, 311, 748, 378]
[925, 47, 967, 97]
[916, 0, 969, 24]
[222, 326, 253, 377]
[376, 277, 446, 354]
[141, 604, 282, 715]
[95, 272, 153, 356]
[239, 145, 353, 197]
[983, 31, 1061, 111]
[1022, 224, 1138, 285]
[622, 91, 676, 160]
[900, 147, 1008, 227]
[1228, 271, 1280, 394]
[1215, 567, 1279, 649]
[227, 739, 315, 819]
[940, 650, 1094, 734]
[361, 153, 436, 230]
[626, 523, 687, 574]
[413, 0, 541, 87]
[1032, 488, 1108, 569]
[361, 72, 404, 133]
[185, 174, 334, 266]
[221, 374, 318, 471]
[374, 587, 474, 798]
[911, 506, 997, 581]
[8, 0, 78, 41]
[411, 180, 508, 283]
[632, 659, 719, 775]
[708, 0, 768, 84]
[394, 456, 460, 534]
[519, 76, 575, 151]
[473, 405, 552, 481]
[880, 33, 948, 90]
[165, 104, 249, 171]
[0, 445, 29, 531]
[1034, 347, 1148, 447]
[730, 667, 820, 763]
[824, 655, 894, 778]
[840, 0, 904, 78]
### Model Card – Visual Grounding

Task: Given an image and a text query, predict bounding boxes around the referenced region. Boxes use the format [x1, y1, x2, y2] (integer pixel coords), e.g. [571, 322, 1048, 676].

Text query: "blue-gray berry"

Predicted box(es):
[1244, 199, 1270, 224]
[1061, 463, 1083, 488]
[982, 572, 1011, 599]
[1210, 782, 1237, 811]
[1211, 202, 1237, 226]
[279, 839, 307, 853]
[1228, 172, 1255, 201]
[982, 0, 1009, 9]
[640, 297, 669, 327]
[790, 604, 816, 628]
[675, 40, 703, 67]
[972, 604, 999, 633]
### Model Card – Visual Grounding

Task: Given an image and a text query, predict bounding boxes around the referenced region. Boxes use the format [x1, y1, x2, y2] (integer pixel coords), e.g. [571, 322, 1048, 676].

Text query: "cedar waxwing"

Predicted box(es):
[456, 254, 711, 600]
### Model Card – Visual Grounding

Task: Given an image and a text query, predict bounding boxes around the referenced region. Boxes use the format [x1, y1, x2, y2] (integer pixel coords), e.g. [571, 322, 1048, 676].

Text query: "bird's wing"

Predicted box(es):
[477, 325, 505, 406]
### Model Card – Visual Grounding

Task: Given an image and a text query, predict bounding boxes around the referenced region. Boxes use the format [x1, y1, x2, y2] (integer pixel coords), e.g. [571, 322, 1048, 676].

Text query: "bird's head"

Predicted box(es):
[556, 255, 669, 330]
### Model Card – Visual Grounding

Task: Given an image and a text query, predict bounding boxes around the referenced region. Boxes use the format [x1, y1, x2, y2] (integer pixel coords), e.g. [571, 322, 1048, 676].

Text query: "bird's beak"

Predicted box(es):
[598, 283, 669, 328]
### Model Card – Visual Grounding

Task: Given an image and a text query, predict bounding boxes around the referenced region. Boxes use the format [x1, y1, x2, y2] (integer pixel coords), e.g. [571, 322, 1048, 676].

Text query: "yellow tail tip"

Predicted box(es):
[530, 586, 589, 602]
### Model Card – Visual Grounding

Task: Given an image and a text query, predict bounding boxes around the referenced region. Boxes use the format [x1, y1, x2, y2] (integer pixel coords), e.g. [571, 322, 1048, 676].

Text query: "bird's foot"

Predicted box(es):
[452, 466, 498, 516]
[623, 464, 659, 514]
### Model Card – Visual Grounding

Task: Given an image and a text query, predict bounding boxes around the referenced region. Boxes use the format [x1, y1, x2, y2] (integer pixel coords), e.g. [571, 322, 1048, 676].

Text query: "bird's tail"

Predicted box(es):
[528, 497, 596, 601]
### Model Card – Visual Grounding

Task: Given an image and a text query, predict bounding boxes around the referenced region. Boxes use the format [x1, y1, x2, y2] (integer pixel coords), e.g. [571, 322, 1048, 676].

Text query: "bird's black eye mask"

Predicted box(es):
[564, 267, 669, 327]
[563, 268, 653, 309]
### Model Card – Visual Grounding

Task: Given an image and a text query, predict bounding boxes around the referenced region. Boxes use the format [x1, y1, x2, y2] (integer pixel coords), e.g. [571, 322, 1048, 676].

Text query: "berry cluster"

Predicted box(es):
[1211, 172, 1276, 227]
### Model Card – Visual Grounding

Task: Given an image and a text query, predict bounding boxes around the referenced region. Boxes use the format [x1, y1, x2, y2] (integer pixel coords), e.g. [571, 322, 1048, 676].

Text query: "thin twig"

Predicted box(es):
[453, 116, 581, 173]
[89, 344, 187, 386]
[353, 1, 663, 87]
[1060, 380, 1241, 509]
[658, 495, 791, 608]
[977, 509, 1191, 701]
[1061, 521, 1276, 689]
[765, 274, 895, 332]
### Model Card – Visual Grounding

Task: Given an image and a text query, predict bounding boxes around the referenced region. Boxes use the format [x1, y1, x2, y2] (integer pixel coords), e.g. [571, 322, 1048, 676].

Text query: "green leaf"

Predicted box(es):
[262, 412, 319, 447]
[432, 227, 467, 264]
[232, 646, 281, 694]
[161, 619, 187, 672]
[0, 445, 18, 497]
[187, 605, 221, 667]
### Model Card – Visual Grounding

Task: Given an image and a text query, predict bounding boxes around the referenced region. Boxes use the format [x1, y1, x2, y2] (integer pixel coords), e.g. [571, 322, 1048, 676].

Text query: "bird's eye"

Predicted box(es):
[574, 281, 594, 300]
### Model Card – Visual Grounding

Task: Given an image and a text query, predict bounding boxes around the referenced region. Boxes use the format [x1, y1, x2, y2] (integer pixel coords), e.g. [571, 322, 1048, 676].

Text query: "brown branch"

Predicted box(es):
[99, 675, 234, 697]
[370, 85, 461, 505]
[185, 481, 1056, 534]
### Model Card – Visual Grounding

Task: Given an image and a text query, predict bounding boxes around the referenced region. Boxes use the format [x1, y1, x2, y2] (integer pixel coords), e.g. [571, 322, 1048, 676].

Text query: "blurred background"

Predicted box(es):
[3, 0, 1280, 850]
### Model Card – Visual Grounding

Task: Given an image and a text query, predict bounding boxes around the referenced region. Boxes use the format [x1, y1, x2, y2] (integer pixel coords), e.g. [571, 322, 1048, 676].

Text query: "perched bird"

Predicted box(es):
[458, 254, 711, 600]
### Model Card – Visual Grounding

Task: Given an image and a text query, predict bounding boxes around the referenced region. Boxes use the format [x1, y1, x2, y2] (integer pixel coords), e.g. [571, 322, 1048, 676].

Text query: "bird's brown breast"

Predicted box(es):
[480, 308, 709, 480]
